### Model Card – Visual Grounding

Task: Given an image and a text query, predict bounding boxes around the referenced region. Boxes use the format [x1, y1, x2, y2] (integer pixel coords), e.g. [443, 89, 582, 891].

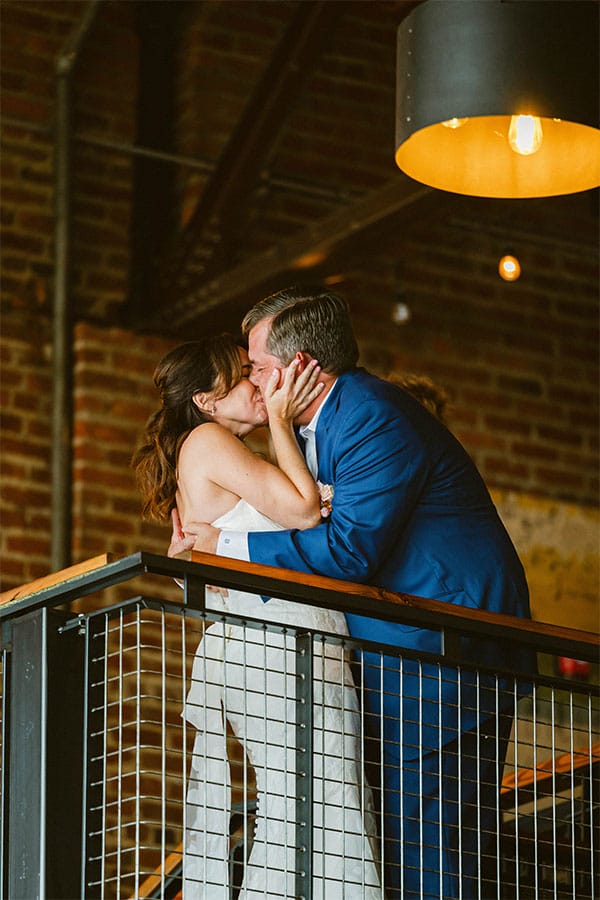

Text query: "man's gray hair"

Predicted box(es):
[241, 285, 359, 374]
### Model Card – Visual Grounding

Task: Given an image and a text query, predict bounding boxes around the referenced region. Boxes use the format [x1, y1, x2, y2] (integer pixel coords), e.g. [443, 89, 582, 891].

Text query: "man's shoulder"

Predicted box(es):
[318, 369, 409, 436]
[334, 367, 405, 408]
[331, 368, 456, 446]
[336, 366, 385, 392]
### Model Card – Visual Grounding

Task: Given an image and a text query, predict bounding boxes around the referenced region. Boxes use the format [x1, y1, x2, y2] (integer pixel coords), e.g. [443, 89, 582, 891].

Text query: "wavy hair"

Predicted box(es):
[132, 334, 243, 521]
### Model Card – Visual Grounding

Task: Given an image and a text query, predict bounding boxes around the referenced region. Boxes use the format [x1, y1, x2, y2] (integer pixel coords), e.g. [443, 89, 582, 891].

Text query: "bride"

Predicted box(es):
[132, 335, 380, 898]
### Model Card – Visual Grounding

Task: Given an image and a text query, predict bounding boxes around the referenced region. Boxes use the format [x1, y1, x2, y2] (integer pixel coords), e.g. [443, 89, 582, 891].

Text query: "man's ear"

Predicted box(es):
[295, 351, 312, 372]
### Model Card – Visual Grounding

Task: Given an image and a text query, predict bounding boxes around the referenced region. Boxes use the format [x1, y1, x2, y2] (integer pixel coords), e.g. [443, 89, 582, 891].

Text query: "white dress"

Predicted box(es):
[183, 499, 381, 899]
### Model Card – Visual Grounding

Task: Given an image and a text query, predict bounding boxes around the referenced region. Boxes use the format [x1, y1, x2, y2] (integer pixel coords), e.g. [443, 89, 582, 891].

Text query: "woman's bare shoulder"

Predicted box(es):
[179, 422, 242, 461]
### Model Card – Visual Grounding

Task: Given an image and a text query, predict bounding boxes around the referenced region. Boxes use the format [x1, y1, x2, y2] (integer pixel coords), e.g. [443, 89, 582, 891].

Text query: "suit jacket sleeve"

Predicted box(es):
[248, 385, 428, 582]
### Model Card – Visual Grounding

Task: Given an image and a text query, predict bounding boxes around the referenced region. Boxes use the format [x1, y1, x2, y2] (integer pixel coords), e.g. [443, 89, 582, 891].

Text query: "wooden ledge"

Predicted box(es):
[0, 553, 113, 607]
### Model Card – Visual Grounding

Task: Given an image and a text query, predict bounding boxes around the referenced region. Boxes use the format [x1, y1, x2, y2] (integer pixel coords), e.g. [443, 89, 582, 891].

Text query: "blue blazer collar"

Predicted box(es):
[316, 368, 364, 435]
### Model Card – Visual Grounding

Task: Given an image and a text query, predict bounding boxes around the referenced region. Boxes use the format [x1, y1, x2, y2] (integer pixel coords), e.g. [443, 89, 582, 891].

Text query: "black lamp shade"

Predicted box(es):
[395, 1, 600, 197]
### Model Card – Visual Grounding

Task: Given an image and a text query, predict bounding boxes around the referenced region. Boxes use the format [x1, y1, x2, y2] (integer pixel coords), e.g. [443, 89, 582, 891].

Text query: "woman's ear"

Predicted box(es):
[192, 392, 211, 413]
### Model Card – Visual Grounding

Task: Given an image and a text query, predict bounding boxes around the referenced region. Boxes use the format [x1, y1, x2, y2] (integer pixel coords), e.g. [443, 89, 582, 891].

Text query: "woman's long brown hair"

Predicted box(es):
[131, 334, 243, 521]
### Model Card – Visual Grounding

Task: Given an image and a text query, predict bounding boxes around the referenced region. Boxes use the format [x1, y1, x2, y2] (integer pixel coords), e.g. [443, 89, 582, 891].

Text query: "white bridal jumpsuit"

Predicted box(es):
[183, 499, 381, 899]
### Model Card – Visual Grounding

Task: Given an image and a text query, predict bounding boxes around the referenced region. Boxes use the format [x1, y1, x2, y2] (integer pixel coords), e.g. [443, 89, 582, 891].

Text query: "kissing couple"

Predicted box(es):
[135, 284, 532, 898]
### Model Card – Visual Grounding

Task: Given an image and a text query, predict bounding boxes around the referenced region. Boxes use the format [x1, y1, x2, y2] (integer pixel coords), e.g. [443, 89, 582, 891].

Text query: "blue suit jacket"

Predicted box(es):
[249, 368, 533, 757]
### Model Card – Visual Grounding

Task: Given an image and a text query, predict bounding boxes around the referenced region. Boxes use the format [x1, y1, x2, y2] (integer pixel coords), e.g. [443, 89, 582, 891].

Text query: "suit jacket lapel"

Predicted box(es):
[314, 372, 352, 482]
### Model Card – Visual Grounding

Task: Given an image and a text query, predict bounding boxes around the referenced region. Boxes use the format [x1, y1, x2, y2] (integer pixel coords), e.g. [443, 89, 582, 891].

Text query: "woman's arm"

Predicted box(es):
[177, 362, 324, 530]
[179, 427, 321, 530]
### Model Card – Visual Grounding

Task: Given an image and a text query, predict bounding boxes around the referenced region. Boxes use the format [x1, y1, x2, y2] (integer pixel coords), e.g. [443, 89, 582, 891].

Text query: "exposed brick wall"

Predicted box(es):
[347, 209, 599, 504]
[173, 1, 403, 255]
[1, 3, 596, 888]
[1, 1, 78, 319]
[72, 322, 172, 559]
[0, 310, 53, 585]
[1, 0, 598, 603]
[1, 0, 137, 326]
[69, 3, 138, 322]
[1, 0, 139, 590]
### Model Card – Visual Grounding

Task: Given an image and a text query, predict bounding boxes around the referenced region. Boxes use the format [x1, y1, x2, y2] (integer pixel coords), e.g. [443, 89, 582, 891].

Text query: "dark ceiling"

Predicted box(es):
[119, 0, 598, 338]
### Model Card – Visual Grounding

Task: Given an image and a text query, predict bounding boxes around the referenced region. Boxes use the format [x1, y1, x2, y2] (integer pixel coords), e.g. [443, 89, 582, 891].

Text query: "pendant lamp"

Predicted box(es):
[395, 1, 600, 198]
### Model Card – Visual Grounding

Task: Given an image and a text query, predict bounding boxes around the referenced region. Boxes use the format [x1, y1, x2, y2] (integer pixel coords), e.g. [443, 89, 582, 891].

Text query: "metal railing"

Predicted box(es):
[0, 551, 598, 899]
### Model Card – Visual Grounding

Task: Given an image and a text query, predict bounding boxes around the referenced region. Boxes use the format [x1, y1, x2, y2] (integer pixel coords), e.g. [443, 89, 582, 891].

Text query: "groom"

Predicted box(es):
[172, 285, 533, 898]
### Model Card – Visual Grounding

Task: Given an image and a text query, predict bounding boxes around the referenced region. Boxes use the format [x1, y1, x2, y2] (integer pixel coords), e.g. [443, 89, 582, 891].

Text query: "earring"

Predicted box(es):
[210, 405, 217, 416]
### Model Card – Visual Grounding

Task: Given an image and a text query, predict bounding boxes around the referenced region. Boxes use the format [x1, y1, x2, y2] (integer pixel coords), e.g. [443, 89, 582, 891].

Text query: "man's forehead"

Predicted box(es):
[248, 320, 276, 363]
[249, 349, 280, 368]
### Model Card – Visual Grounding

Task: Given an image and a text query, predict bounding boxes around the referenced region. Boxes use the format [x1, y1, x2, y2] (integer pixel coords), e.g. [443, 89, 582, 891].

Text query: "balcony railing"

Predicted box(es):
[0, 551, 598, 899]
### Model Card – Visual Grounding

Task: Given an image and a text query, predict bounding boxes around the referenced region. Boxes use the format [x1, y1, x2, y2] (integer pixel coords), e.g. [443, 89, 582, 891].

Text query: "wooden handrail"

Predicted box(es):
[1, 550, 597, 659]
[0, 553, 113, 607]
[189, 550, 600, 653]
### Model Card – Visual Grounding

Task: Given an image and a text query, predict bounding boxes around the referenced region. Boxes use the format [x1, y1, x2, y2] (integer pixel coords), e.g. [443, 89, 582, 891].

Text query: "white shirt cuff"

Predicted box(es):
[217, 530, 249, 561]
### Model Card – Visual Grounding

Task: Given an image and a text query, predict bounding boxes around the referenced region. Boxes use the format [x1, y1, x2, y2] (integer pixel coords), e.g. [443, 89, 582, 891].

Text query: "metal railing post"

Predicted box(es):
[6, 608, 84, 899]
[0, 635, 11, 900]
[81, 611, 108, 899]
[295, 632, 313, 899]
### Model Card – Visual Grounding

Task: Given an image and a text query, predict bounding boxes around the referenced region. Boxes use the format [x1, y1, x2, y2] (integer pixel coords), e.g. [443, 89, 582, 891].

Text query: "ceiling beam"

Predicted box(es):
[127, 1, 183, 326]
[165, 174, 434, 332]
[164, 1, 346, 289]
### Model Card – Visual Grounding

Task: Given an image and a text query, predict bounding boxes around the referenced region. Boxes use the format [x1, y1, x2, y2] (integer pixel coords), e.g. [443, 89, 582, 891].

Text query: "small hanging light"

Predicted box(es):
[498, 254, 521, 282]
[395, 1, 600, 198]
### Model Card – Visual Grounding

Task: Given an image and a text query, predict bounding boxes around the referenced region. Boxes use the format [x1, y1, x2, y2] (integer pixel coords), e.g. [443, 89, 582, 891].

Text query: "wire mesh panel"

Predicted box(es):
[354, 649, 599, 900]
[354, 649, 521, 898]
[83, 602, 198, 899]
[1, 554, 597, 900]
[501, 679, 599, 899]
[76, 595, 599, 900]
[82, 599, 383, 899]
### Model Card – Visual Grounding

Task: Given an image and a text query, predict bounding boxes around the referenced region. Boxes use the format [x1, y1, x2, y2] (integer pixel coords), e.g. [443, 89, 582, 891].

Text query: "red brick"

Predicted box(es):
[534, 468, 584, 490]
[497, 375, 543, 397]
[484, 415, 532, 437]
[537, 425, 583, 447]
[6, 535, 49, 556]
[512, 441, 558, 462]
[454, 430, 507, 452]
[0, 0, 597, 598]
[0, 231, 46, 255]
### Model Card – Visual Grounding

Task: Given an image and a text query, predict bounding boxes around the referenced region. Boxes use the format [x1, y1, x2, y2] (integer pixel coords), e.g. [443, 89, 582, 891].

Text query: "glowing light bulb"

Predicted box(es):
[498, 254, 521, 282]
[508, 115, 543, 155]
[441, 117, 468, 129]
[391, 301, 411, 324]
